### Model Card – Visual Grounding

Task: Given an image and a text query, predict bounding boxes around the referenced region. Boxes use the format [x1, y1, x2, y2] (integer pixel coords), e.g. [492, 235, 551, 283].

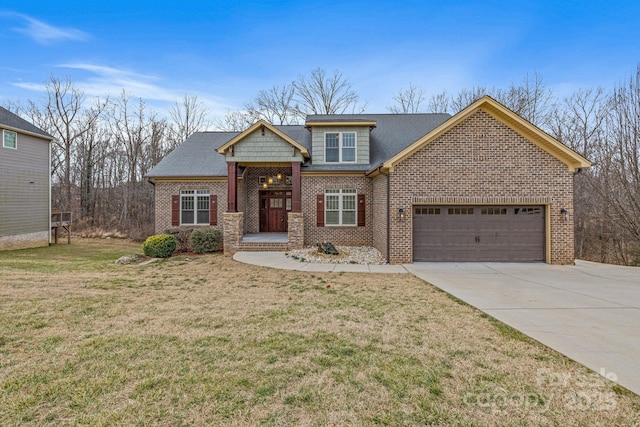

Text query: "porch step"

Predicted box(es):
[238, 241, 289, 252]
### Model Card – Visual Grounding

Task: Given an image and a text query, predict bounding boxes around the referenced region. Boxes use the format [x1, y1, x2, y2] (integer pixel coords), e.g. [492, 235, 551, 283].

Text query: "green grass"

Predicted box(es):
[0, 238, 639, 426]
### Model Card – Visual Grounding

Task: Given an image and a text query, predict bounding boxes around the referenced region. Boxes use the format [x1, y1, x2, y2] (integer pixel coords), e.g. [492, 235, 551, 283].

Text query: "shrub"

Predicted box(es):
[190, 228, 221, 254]
[164, 228, 192, 252]
[142, 234, 177, 258]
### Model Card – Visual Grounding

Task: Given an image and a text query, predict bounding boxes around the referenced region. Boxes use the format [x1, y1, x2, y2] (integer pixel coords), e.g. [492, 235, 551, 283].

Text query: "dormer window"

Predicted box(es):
[325, 132, 356, 163]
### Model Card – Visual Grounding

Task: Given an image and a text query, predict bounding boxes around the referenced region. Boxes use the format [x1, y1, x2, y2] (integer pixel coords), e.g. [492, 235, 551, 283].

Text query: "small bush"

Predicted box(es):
[142, 234, 177, 258]
[164, 228, 192, 252]
[190, 228, 221, 254]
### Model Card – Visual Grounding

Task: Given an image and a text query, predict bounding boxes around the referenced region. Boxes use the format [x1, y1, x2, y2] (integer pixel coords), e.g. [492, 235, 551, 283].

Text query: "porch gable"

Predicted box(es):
[216, 120, 308, 163]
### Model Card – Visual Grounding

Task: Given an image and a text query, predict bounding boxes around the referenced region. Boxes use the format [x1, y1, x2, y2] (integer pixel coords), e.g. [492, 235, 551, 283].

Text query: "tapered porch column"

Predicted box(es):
[292, 161, 301, 212]
[227, 161, 237, 212]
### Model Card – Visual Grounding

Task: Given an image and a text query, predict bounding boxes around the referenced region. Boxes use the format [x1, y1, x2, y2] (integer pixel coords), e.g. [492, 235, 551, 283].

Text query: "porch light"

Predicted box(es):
[560, 208, 570, 221]
[262, 183, 268, 189]
[277, 172, 283, 180]
[268, 177, 274, 184]
[399, 208, 405, 219]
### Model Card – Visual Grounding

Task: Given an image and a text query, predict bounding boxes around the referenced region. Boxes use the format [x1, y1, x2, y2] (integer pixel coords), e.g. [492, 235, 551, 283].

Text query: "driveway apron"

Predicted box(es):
[404, 260, 640, 396]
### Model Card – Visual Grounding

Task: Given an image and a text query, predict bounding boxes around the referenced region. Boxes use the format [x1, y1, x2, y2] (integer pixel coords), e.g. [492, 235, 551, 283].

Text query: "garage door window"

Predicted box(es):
[448, 207, 474, 215]
[515, 207, 542, 215]
[481, 207, 507, 215]
[415, 207, 441, 215]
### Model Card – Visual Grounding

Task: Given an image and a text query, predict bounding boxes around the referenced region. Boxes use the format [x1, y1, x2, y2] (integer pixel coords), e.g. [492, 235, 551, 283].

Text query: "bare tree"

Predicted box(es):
[108, 91, 162, 231]
[294, 68, 366, 115]
[387, 83, 426, 113]
[36, 77, 106, 213]
[213, 110, 255, 132]
[168, 94, 211, 148]
[245, 84, 301, 124]
[426, 91, 450, 114]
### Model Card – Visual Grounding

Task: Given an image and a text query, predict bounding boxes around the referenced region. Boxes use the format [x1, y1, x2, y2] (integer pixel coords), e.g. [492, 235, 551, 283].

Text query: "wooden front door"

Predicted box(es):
[259, 191, 291, 232]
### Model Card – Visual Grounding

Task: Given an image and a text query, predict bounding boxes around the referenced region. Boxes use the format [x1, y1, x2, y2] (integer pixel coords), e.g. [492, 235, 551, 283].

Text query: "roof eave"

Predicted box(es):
[383, 96, 592, 173]
[1, 125, 54, 141]
[216, 120, 310, 158]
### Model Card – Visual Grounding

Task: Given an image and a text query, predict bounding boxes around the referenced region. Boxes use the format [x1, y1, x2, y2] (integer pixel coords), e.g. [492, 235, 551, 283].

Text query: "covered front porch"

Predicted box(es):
[215, 120, 309, 255]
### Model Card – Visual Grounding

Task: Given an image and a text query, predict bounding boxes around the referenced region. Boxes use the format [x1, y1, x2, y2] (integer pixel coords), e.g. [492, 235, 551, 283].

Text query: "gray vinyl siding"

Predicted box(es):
[0, 131, 50, 238]
[224, 128, 305, 163]
[311, 126, 370, 164]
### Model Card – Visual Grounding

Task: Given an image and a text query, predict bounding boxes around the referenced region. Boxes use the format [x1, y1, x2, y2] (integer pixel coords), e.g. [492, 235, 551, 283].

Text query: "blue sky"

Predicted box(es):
[1, 0, 638, 119]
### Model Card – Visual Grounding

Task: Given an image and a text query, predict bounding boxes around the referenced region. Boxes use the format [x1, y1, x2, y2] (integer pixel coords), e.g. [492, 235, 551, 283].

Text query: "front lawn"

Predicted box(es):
[1, 239, 638, 425]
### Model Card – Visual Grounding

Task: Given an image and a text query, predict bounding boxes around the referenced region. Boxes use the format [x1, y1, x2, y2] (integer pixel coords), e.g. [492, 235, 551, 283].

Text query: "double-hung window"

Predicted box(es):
[325, 189, 356, 226]
[181, 190, 210, 225]
[3, 130, 17, 149]
[325, 132, 356, 163]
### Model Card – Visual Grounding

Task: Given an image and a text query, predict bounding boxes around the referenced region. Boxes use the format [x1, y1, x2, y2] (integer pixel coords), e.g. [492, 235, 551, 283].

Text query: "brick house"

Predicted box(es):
[146, 96, 591, 264]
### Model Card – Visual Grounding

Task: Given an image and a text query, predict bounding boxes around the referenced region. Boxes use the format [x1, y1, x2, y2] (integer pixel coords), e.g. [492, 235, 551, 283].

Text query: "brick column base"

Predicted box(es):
[223, 212, 244, 256]
[287, 212, 304, 250]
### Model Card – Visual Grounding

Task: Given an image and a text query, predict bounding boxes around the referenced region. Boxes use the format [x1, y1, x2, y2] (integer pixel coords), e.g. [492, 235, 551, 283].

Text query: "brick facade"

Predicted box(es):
[371, 174, 389, 260]
[153, 180, 227, 234]
[300, 174, 373, 247]
[152, 108, 579, 265]
[387, 110, 575, 264]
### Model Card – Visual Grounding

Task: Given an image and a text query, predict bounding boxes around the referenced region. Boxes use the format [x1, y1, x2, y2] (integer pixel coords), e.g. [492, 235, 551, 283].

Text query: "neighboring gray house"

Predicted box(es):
[0, 106, 53, 250]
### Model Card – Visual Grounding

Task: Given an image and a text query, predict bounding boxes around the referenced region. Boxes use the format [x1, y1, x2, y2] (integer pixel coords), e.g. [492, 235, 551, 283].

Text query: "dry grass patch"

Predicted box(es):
[1, 239, 639, 425]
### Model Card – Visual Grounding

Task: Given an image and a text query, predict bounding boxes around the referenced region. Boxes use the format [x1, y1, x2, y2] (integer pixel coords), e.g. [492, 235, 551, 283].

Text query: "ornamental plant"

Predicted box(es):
[142, 234, 177, 258]
[190, 228, 221, 254]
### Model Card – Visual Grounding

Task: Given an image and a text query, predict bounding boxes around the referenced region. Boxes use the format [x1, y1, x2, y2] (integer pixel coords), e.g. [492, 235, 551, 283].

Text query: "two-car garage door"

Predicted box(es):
[412, 206, 545, 262]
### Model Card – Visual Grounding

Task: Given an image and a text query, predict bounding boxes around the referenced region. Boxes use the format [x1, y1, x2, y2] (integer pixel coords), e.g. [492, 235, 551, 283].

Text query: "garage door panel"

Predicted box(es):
[413, 205, 545, 262]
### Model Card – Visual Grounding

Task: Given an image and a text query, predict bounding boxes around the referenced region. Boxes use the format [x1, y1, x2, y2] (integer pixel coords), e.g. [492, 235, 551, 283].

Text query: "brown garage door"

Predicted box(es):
[413, 206, 545, 262]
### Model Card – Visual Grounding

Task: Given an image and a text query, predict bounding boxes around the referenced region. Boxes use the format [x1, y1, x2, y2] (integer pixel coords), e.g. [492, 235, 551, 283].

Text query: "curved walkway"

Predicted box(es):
[233, 251, 409, 273]
[235, 252, 640, 396]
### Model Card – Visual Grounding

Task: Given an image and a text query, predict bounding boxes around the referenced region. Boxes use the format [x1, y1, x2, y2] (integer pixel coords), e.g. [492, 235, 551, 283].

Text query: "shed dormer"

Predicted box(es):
[305, 117, 376, 165]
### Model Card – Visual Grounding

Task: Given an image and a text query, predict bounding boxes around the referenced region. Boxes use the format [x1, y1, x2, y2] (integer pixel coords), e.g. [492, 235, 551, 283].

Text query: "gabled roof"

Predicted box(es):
[383, 96, 592, 172]
[0, 106, 53, 140]
[216, 120, 310, 158]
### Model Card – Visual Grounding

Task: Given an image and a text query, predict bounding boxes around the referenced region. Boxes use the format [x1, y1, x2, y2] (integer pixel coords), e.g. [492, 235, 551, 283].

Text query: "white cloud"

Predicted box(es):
[11, 62, 233, 119]
[7, 12, 89, 45]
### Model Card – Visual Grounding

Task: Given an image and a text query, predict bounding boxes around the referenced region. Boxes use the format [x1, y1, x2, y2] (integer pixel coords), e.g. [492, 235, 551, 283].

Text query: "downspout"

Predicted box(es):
[48, 140, 52, 245]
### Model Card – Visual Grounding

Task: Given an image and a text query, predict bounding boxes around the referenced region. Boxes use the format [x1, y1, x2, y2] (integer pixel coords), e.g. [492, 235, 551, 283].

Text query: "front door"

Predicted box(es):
[259, 191, 291, 232]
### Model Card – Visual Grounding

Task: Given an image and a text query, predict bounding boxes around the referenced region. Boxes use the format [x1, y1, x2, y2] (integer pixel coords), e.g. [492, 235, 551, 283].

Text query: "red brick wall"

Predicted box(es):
[301, 175, 373, 247]
[387, 110, 575, 264]
[154, 180, 227, 234]
[372, 174, 389, 259]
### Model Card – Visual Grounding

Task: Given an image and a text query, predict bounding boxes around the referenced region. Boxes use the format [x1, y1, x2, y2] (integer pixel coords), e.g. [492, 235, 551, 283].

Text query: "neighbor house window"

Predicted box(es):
[325, 189, 356, 225]
[181, 190, 210, 224]
[325, 132, 356, 163]
[3, 130, 17, 149]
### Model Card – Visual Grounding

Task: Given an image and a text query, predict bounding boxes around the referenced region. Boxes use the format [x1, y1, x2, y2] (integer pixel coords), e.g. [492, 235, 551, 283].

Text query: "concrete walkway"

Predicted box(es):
[405, 260, 640, 396]
[233, 251, 409, 273]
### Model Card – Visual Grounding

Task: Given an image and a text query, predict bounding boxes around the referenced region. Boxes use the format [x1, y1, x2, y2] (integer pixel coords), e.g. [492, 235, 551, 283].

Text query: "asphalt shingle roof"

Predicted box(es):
[146, 114, 451, 178]
[0, 106, 53, 139]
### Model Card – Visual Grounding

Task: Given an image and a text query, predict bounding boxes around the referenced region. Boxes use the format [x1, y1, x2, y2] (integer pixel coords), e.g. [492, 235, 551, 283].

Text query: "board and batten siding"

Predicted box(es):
[224, 127, 305, 163]
[311, 126, 370, 164]
[0, 131, 50, 248]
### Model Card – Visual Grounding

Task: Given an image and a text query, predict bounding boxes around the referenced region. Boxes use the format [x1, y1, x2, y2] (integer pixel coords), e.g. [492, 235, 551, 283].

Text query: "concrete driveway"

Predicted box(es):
[404, 260, 640, 396]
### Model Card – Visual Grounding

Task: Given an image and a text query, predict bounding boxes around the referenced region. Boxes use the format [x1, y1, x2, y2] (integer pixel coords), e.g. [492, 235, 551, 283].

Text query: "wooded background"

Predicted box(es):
[3, 66, 639, 264]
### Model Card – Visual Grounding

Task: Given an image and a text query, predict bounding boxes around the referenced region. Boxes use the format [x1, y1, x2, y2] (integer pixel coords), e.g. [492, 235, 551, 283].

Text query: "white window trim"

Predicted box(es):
[3, 130, 17, 149]
[325, 189, 357, 226]
[324, 131, 357, 163]
[180, 190, 210, 225]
